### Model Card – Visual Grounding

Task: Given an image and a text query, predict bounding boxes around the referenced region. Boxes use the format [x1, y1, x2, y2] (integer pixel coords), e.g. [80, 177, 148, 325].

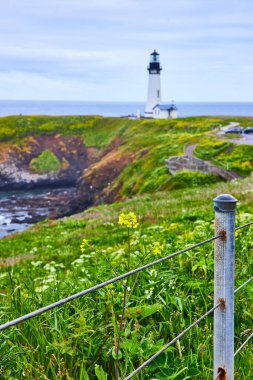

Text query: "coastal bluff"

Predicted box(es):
[0, 115, 251, 220]
[0, 134, 96, 190]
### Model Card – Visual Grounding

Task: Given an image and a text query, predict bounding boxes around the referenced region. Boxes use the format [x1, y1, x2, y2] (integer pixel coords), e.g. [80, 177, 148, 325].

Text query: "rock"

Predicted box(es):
[76, 148, 135, 207]
[165, 156, 243, 181]
[0, 134, 98, 190]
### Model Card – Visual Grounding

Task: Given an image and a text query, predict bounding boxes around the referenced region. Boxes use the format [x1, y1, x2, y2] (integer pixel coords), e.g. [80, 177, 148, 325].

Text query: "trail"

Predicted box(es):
[183, 143, 242, 180]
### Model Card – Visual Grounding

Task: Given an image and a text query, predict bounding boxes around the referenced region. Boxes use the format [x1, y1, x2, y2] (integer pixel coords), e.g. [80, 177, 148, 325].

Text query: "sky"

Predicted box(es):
[0, 0, 253, 102]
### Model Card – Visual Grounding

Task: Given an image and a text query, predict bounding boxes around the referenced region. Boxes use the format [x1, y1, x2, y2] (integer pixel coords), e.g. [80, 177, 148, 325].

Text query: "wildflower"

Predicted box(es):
[118, 212, 139, 229]
[148, 269, 158, 278]
[80, 238, 89, 253]
[36, 285, 49, 293]
[235, 230, 241, 238]
[145, 287, 154, 299]
[71, 258, 84, 266]
[43, 262, 56, 272]
[152, 242, 164, 255]
[31, 261, 43, 267]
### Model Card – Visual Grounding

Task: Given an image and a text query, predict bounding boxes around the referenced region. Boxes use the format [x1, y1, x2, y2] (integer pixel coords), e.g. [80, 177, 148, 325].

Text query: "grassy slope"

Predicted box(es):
[1, 114, 253, 194]
[0, 115, 253, 378]
[0, 177, 252, 379]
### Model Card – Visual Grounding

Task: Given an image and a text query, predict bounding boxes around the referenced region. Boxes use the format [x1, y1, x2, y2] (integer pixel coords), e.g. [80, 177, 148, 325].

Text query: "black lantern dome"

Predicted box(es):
[147, 50, 162, 74]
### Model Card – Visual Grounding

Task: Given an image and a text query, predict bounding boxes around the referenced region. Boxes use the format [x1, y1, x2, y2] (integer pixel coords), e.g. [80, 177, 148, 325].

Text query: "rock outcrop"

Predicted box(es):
[76, 148, 136, 207]
[165, 156, 243, 181]
[0, 135, 98, 190]
[0, 163, 59, 189]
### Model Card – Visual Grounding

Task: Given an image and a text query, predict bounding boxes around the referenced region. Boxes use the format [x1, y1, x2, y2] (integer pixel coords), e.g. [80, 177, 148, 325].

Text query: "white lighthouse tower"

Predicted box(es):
[144, 50, 162, 118]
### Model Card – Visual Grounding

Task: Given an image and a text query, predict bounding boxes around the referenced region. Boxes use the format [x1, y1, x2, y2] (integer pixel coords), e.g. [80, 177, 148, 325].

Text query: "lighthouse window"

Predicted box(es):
[151, 54, 159, 63]
[157, 90, 160, 97]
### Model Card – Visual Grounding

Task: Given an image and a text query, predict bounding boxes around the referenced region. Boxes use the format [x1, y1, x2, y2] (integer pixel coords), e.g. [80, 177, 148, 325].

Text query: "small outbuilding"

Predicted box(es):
[153, 103, 178, 119]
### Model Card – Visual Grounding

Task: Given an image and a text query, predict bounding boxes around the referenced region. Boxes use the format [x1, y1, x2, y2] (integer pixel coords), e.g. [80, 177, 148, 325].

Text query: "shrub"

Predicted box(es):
[29, 150, 60, 174]
[163, 170, 220, 190]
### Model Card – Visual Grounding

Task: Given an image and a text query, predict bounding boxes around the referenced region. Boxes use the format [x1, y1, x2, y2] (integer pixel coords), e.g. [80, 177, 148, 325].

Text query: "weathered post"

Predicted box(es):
[213, 194, 237, 379]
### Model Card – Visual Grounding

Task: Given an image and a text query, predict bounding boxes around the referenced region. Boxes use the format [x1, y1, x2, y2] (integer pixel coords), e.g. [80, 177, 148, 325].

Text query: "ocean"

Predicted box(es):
[0, 100, 253, 118]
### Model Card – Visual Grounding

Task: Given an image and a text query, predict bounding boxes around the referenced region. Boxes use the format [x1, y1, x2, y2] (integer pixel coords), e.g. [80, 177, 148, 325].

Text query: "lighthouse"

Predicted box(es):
[144, 50, 162, 118]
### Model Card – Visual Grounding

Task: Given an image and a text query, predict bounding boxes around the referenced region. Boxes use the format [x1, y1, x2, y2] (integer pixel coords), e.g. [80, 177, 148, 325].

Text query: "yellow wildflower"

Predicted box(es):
[80, 238, 89, 253]
[118, 212, 139, 229]
[152, 242, 164, 255]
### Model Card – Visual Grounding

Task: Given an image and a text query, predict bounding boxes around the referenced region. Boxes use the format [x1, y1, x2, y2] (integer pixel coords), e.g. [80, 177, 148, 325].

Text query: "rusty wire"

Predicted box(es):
[124, 303, 221, 380]
[0, 234, 221, 332]
[234, 331, 253, 357]
[214, 369, 224, 380]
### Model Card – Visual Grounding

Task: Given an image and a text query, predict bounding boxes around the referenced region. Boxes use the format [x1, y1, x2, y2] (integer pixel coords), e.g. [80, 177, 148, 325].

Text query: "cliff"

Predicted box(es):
[0, 115, 252, 216]
[0, 134, 98, 189]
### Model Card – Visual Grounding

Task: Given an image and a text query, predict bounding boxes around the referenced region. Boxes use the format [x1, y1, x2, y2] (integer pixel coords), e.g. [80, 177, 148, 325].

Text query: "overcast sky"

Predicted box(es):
[0, 0, 253, 102]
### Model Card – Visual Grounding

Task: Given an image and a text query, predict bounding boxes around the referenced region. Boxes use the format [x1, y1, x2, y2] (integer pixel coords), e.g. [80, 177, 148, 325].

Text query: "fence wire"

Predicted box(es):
[234, 276, 253, 295]
[0, 234, 220, 332]
[123, 275, 253, 379]
[0, 219, 252, 378]
[214, 369, 224, 380]
[234, 331, 253, 357]
[124, 303, 221, 380]
[235, 221, 253, 231]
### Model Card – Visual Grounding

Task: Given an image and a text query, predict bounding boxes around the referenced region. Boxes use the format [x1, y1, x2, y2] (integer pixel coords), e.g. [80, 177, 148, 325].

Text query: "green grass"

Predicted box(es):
[194, 138, 232, 160]
[0, 115, 253, 378]
[29, 149, 61, 174]
[214, 144, 253, 175]
[1, 115, 253, 197]
[0, 178, 252, 379]
[0, 115, 137, 148]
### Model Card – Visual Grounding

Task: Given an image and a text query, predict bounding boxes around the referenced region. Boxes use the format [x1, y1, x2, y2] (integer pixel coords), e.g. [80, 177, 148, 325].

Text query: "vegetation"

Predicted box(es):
[29, 149, 61, 174]
[0, 115, 253, 378]
[0, 115, 136, 147]
[163, 170, 220, 190]
[0, 178, 252, 379]
[194, 138, 232, 160]
[1, 114, 253, 195]
[214, 144, 253, 175]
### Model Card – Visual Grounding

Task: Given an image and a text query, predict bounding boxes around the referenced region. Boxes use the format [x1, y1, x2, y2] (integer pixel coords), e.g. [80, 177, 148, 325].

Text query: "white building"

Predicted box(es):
[144, 50, 178, 119]
[153, 103, 178, 119]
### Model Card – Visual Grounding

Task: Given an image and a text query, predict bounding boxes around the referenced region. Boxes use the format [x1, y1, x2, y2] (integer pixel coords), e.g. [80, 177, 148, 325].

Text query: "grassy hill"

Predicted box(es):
[1, 114, 253, 195]
[0, 115, 253, 379]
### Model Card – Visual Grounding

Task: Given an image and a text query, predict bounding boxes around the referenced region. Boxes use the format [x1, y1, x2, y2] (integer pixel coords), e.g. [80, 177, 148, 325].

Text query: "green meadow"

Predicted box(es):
[0, 116, 252, 379]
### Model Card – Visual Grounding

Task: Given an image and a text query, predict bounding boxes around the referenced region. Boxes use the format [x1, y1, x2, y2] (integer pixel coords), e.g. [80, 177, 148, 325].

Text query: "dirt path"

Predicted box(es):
[183, 143, 242, 180]
[184, 143, 198, 157]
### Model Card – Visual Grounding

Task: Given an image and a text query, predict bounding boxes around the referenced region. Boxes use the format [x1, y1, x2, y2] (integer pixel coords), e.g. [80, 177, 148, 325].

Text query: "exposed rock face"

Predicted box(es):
[76, 148, 135, 207]
[0, 135, 98, 190]
[165, 156, 242, 181]
[0, 163, 59, 189]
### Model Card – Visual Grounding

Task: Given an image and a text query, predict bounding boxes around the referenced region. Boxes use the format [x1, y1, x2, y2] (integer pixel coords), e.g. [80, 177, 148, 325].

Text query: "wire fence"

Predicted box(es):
[0, 193, 252, 379]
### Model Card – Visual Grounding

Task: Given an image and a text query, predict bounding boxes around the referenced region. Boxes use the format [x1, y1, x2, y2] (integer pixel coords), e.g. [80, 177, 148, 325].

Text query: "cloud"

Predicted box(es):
[0, 0, 253, 100]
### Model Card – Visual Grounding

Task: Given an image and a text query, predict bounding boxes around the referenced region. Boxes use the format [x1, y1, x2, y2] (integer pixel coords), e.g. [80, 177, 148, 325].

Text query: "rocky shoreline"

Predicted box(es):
[0, 187, 78, 239]
[0, 133, 102, 239]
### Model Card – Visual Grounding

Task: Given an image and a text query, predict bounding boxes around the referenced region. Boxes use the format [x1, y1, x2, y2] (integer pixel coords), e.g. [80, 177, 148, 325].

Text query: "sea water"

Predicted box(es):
[0, 100, 253, 118]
